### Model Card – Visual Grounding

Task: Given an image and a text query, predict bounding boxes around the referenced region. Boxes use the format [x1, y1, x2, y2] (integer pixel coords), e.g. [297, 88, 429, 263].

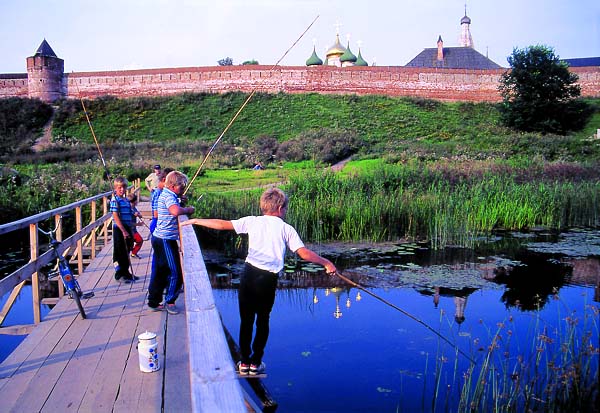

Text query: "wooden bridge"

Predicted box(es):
[0, 189, 265, 412]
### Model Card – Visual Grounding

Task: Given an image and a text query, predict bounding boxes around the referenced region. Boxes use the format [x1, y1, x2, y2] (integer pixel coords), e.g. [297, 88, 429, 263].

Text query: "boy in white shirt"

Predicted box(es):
[183, 187, 336, 375]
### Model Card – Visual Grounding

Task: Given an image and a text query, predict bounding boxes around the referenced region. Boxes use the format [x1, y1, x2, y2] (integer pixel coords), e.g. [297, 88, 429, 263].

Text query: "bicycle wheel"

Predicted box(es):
[71, 290, 87, 319]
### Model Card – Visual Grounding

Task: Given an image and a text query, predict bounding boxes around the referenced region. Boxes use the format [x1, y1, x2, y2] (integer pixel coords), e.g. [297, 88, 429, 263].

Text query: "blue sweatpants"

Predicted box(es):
[148, 236, 183, 307]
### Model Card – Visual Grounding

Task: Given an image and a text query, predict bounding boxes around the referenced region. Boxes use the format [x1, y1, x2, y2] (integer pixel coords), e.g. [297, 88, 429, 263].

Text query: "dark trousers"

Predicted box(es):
[113, 225, 133, 279]
[148, 236, 183, 307]
[238, 263, 278, 366]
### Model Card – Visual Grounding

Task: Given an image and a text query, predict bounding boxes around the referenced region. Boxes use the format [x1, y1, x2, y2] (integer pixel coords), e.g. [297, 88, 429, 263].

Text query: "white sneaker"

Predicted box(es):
[249, 362, 266, 375]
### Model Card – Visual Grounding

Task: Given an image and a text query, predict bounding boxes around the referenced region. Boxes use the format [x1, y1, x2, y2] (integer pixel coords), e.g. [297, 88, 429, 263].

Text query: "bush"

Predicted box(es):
[0, 97, 53, 158]
[275, 128, 363, 164]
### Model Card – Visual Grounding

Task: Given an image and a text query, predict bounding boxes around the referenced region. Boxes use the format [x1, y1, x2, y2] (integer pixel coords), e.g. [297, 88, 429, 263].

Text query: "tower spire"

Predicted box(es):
[459, 5, 474, 48]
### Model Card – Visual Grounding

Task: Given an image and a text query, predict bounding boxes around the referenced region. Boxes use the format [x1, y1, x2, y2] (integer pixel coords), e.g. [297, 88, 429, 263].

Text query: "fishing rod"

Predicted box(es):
[72, 74, 112, 183]
[183, 15, 320, 196]
[73, 76, 143, 279]
[334, 271, 476, 364]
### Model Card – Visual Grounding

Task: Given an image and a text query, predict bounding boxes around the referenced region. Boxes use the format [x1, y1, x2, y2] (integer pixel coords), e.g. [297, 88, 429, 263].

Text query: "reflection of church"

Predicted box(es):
[307, 7, 500, 69]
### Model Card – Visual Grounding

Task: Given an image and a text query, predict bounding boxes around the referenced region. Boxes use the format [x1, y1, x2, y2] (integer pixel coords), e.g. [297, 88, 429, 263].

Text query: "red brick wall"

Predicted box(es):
[65, 66, 509, 102]
[0, 75, 28, 99]
[1, 65, 599, 102]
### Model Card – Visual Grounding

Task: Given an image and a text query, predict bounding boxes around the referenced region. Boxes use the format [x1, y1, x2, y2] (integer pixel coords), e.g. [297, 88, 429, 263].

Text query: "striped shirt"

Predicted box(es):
[153, 187, 180, 240]
[151, 188, 162, 215]
[110, 195, 134, 227]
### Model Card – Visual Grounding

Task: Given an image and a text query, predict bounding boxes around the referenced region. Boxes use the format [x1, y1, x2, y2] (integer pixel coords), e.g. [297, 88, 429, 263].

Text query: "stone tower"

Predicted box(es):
[26, 39, 64, 102]
[458, 6, 474, 48]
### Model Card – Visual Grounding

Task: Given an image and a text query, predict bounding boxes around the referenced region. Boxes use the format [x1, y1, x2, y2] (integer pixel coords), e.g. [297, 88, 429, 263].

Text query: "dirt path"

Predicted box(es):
[32, 112, 54, 152]
[330, 156, 352, 172]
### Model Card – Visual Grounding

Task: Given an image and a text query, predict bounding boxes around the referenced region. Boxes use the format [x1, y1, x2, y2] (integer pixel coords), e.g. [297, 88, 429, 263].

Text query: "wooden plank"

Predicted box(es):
[0, 311, 80, 411]
[41, 262, 151, 412]
[111, 291, 163, 413]
[164, 299, 192, 411]
[180, 218, 246, 413]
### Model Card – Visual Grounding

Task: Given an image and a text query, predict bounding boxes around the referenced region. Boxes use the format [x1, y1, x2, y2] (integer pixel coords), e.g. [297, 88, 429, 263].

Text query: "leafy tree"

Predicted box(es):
[242, 60, 259, 65]
[218, 57, 233, 66]
[498, 45, 593, 134]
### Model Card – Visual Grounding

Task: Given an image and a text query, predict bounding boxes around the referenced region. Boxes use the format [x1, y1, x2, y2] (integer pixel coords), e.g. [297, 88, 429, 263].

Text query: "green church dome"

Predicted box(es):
[355, 49, 368, 66]
[340, 42, 357, 63]
[306, 46, 323, 66]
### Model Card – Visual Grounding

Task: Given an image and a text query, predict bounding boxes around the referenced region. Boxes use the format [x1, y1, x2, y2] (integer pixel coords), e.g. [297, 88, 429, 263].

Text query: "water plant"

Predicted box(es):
[450, 293, 599, 412]
[190, 158, 600, 250]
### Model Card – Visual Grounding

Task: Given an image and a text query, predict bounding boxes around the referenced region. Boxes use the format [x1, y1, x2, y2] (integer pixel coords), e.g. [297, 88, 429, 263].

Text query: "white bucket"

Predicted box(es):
[137, 331, 160, 372]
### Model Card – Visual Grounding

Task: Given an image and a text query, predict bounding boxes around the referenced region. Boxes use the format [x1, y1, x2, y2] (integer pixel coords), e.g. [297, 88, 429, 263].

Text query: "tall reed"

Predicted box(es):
[453, 294, 599, 412]
[191, 160, 600, 249]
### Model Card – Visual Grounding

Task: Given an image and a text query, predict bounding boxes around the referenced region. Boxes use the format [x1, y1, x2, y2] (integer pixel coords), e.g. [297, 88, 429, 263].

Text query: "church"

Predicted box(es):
[307, 8, 501, 70]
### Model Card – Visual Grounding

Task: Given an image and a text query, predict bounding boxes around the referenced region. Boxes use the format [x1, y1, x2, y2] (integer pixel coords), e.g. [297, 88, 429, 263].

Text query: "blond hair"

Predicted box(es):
[113, 176, 127, 188]
[260, 187, 288, 214]
[165, 170, 188, 188]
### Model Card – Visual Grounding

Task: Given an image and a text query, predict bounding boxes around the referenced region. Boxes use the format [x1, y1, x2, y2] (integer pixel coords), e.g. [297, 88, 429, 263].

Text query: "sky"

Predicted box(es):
[1, 0, 599, 74]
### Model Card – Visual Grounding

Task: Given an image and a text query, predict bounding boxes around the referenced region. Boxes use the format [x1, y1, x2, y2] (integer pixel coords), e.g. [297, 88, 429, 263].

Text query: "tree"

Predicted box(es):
[498, 45, 593, 134]
[242, 60, 259, 65]
[217, 57, 233, 66]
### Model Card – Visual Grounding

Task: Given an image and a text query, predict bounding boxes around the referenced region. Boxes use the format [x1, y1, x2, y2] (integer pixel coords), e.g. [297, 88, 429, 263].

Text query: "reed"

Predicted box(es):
[450, 294, 599, 412]
[188, 159, 600, 249]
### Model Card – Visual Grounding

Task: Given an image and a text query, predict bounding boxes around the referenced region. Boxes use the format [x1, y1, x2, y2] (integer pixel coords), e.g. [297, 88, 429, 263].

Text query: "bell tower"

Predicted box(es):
[458, 5, 474, 48]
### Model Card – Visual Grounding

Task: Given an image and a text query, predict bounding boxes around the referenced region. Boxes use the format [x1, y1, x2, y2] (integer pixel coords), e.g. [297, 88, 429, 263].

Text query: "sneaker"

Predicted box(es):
[166, 303, 179, 315]
[249, 362, 266, 376]
[123, 274, 140, 282]
[131, 253, 141, 259]
[150, 304, 165, 312]
[116, 276, 132, 284]
[237, 361, 250, 375]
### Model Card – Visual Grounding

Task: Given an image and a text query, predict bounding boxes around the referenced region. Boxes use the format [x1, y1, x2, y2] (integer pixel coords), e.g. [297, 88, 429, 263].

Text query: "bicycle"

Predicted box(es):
[38, 217, 95, 319]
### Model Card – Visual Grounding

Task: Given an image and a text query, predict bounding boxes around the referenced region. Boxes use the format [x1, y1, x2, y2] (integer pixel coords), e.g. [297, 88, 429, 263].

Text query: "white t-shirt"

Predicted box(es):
[231, 215, 305, 273]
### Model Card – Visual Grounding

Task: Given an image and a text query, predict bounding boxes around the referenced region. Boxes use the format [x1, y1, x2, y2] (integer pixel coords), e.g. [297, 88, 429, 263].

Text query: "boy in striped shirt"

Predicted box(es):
[148, 171, 195, 314]
[110, 177, 137, 282]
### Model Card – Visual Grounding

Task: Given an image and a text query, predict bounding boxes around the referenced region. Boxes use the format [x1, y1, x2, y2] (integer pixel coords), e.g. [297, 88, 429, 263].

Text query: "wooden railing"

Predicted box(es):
[0, 179, 140, 333]
[179, 217, 246, 412]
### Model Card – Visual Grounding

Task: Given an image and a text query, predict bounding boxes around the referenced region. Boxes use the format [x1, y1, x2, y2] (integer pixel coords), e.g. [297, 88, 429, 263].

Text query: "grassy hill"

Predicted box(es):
[1, 93, 597, 167]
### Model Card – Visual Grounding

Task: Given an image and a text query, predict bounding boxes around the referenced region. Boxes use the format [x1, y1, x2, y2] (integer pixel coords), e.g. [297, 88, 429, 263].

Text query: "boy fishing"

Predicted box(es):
[110, 177, 137, 282]
[148, 170, 195, 314]
[182, 187, 336, 375]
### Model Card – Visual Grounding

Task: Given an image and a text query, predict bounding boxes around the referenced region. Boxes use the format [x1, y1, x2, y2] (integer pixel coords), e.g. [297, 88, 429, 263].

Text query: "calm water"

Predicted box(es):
[208, 232, 599, 413]
[0, 285, 51, 362]
[215, 286, 596, 412]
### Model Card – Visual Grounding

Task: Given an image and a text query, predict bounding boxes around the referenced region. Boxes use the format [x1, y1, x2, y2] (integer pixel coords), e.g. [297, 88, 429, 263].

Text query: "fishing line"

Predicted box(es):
[73, 75, 142, 279]
[183, 15, 320, 196]
[334, 271, 476, 364]
[72, 73, 112, 182]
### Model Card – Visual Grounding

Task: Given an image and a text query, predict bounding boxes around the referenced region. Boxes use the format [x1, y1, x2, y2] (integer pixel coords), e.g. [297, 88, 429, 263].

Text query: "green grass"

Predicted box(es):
[44, 93, 600, 164]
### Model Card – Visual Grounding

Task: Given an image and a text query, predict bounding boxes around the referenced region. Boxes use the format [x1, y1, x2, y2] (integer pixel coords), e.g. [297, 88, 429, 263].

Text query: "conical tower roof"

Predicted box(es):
[340, 42, 357, 63]
[355, 48, 368, 66]
[306, 46, 323, 66]
[34, 39, 57, 57]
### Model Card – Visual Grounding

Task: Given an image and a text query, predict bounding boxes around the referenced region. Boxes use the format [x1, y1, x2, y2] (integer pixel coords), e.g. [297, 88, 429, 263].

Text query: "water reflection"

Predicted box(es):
[206, 234, 599, 412]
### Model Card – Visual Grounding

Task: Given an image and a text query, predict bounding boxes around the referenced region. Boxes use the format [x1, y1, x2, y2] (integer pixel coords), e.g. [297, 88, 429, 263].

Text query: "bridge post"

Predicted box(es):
[29, 223, 41, 324]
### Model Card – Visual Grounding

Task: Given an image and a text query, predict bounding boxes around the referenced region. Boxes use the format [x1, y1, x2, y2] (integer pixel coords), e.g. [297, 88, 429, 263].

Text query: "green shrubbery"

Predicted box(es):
[0, 97, 53, 156]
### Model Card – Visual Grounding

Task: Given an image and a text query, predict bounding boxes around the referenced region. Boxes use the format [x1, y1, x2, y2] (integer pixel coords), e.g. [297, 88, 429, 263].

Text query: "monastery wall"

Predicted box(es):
[65, 66, 507, 102]
[1, 65, 599, 102]
[0, 74, 29, 99]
